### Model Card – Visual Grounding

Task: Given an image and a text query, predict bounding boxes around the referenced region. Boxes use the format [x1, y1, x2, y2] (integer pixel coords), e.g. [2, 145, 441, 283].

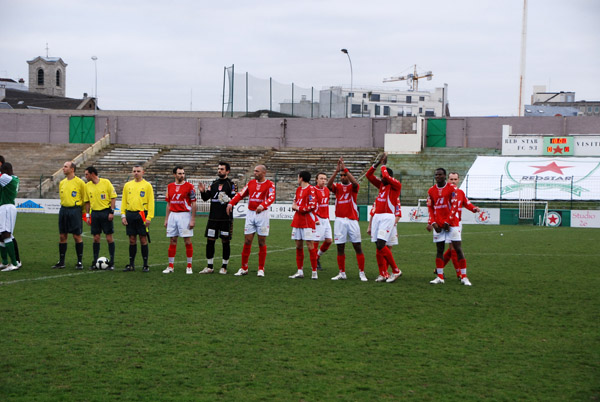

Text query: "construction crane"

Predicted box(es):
[383, 65, 433, 91]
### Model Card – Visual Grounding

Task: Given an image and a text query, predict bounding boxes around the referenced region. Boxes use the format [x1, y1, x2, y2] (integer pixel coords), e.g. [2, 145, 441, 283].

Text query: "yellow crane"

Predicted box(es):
[383, 65, 433, 91]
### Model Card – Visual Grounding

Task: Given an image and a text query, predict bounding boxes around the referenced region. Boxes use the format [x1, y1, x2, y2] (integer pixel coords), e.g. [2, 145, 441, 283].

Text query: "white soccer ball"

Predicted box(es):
[96, 257, 110, 270]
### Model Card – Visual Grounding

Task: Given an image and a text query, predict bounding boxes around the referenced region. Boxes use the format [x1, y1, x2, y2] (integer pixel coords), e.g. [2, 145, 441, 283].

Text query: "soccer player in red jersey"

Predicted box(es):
[426, 168, 472, 286]
[289, 171, 319, 279]
[367, 196, 401, 276]
[163, 166, 197, 275]
[226, 165, 276, 277]
[442, 172, 479, 284]
[327, 157, 367, 281]
[366, 153, 403, 283]
[314, 172, 333, 271]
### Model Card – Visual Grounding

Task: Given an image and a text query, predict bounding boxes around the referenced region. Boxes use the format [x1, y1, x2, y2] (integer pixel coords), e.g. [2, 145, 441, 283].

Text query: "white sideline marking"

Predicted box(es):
[0, 247, 298, 286]
[0, 270, 104, 286]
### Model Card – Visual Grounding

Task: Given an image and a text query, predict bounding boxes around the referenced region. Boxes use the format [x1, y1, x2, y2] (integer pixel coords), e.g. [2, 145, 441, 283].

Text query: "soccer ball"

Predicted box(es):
[95, 257, 110, 270]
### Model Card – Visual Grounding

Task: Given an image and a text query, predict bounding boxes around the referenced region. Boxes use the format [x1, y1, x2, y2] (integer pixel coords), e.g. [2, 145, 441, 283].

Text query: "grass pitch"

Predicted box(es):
[0, 214, 598, 401]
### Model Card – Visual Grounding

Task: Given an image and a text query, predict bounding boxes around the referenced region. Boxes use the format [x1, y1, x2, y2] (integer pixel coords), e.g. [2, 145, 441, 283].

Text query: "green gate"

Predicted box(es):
[69, 116, 95, 143]
[426, 118, 446, 147]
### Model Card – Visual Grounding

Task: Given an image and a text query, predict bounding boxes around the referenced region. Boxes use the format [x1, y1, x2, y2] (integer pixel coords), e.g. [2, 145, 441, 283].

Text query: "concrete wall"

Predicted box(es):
[443, 116, 600, 149]
[0, 110, 388, 148]
[2, 110, 598, 150]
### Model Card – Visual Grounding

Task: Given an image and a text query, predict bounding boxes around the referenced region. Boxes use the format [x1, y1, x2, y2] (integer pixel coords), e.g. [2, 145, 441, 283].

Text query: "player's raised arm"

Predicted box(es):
[327, 159, 341, 191]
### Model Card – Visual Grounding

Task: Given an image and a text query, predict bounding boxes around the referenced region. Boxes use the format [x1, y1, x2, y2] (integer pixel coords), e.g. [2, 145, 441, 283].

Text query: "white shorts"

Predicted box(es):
[433, 225, 462, 243]
[315, 217, 332, 241]
[291, 227, 317, 241]
[0, 204, 17, 234]
[370, 213, 396, 243]
[244, 209, 270, 236]
[166, 212, 194, 238]
[387, 225, 398, 246]
[334, 217, 361, 244]
[444, 222, 463, 244]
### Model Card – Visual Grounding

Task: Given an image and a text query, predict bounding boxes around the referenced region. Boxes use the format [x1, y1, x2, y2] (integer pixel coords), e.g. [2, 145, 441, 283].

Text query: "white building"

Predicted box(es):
[318, 85, 449, 118]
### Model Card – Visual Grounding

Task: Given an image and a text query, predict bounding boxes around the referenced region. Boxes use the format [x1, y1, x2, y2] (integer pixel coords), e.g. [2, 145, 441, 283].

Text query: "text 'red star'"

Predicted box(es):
[530, 161, 573, 175]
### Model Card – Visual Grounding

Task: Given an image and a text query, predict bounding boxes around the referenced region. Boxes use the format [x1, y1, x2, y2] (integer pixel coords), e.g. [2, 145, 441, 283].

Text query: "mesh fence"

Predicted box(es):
[223, 68, 321, 117]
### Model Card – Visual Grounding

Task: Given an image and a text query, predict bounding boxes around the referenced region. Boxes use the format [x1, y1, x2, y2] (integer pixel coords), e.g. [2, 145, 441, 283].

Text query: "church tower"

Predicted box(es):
[27, 56, 67, 97]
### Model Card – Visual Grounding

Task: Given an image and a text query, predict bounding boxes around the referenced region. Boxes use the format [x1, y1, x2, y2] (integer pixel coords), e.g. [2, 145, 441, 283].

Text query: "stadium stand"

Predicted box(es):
[263, 148, 381, 201]
[85, 145, 163, 197]
[6, 140, 499, 207]
[0, 142, 91, 197]
[81, 145, 380, 202]
[365, 147, 501, 205]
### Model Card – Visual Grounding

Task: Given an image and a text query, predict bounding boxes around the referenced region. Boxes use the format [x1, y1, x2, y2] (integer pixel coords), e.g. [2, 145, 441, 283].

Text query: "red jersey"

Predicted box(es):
[314, 185, 330, 219]
[427, 182, 459, 227]
[332, 182, 359, 220]
[229, 179, 276, 211]
[366, 165, 402, 215]
[454, 188, 477, 222]
[166, 181, 196, 212]
[291, 185, 317, 229]
[370, 197, 401, 218]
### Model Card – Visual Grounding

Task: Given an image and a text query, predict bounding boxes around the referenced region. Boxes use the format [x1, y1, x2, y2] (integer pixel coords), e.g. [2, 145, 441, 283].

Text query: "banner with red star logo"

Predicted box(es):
[461, 156, 600, 200]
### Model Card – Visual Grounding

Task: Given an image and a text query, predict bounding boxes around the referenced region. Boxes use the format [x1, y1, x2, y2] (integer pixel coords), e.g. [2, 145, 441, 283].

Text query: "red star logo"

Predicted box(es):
[548, 214, 558, 224]
[530, 162, 573, 175]
[552, 146, 563, 154]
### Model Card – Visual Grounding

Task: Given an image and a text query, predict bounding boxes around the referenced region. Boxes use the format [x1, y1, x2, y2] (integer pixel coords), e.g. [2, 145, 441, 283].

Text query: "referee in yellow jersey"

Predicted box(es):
[52, 161, 87, 269]
[84, 166, 117, 270]
[121, 165, 155, 272]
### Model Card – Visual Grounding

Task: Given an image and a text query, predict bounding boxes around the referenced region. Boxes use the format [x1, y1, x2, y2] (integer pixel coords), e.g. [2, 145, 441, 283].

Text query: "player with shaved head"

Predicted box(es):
[227, 164, 276, 277]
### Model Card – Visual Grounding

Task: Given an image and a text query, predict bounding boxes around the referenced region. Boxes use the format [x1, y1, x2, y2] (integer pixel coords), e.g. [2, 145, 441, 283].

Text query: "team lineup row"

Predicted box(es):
[0, 153, 478, 285]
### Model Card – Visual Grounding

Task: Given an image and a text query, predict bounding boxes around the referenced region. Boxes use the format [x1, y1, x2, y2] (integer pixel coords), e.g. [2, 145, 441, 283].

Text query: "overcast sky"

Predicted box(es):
[1, 0, 599, 116]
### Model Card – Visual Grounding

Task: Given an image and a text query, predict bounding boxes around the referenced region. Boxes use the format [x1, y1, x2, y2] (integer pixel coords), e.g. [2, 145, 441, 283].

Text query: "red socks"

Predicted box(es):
[296, 248, 304, 270]
[168, 244, 177, 258]
[258, 245, 267, 270]
[380, 246, 399, 274]
[319, 242, 331, 253]
[356, 252, 365, 272]
[436, 257, 445, 279]
[337, 255, 346, 272]
[376, 249, 387, 277]
[309, 247, 318, 271]
[459, 258, 467, 278]
[185, 243, 193, 258]
[241, 244, 252, 269]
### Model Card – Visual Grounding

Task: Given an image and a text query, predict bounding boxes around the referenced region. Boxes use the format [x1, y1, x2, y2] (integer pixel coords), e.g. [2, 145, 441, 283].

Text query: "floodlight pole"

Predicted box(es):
[341, 48, 353, 118]
[91, 56, 98, 113]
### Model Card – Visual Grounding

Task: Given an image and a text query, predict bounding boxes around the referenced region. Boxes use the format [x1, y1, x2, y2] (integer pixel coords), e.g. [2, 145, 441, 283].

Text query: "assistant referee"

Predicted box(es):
[121, 165, 155, 272]
[52, 161, 86, 270]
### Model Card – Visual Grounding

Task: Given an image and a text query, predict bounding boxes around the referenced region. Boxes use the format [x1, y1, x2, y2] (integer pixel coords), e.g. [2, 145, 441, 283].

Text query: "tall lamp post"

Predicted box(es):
[341, 48, 353, 117]
[91, 56, 98, 112]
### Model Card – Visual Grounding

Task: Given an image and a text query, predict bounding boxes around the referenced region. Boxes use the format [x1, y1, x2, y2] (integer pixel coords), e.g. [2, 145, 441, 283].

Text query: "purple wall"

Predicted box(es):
[2, 110, 598, 150]
[443, 116, 600, 149]
[0, 111, 388, 148]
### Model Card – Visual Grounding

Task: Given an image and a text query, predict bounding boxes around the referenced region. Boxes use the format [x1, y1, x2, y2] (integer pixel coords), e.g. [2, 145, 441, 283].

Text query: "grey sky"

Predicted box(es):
[1, 0, 599, 116]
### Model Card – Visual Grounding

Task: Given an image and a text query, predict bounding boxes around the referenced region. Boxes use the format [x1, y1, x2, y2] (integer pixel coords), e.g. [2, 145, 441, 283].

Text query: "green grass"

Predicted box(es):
[1, 214, 599, 401]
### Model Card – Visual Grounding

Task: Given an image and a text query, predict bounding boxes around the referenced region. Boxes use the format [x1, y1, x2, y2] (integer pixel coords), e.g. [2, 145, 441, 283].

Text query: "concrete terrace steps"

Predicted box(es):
[263, 148, 381, 201]
[356, 147, 501, 205]
[0, 142, 92, 197]
[145, 146, 269, 199]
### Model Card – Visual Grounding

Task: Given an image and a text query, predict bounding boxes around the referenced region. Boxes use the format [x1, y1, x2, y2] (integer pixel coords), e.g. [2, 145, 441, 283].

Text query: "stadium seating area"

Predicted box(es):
[75, 145, 381, 202]
[0, 142, 91, 197]
[3, 142, 499, 206]
[367, 147, 501, 204]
